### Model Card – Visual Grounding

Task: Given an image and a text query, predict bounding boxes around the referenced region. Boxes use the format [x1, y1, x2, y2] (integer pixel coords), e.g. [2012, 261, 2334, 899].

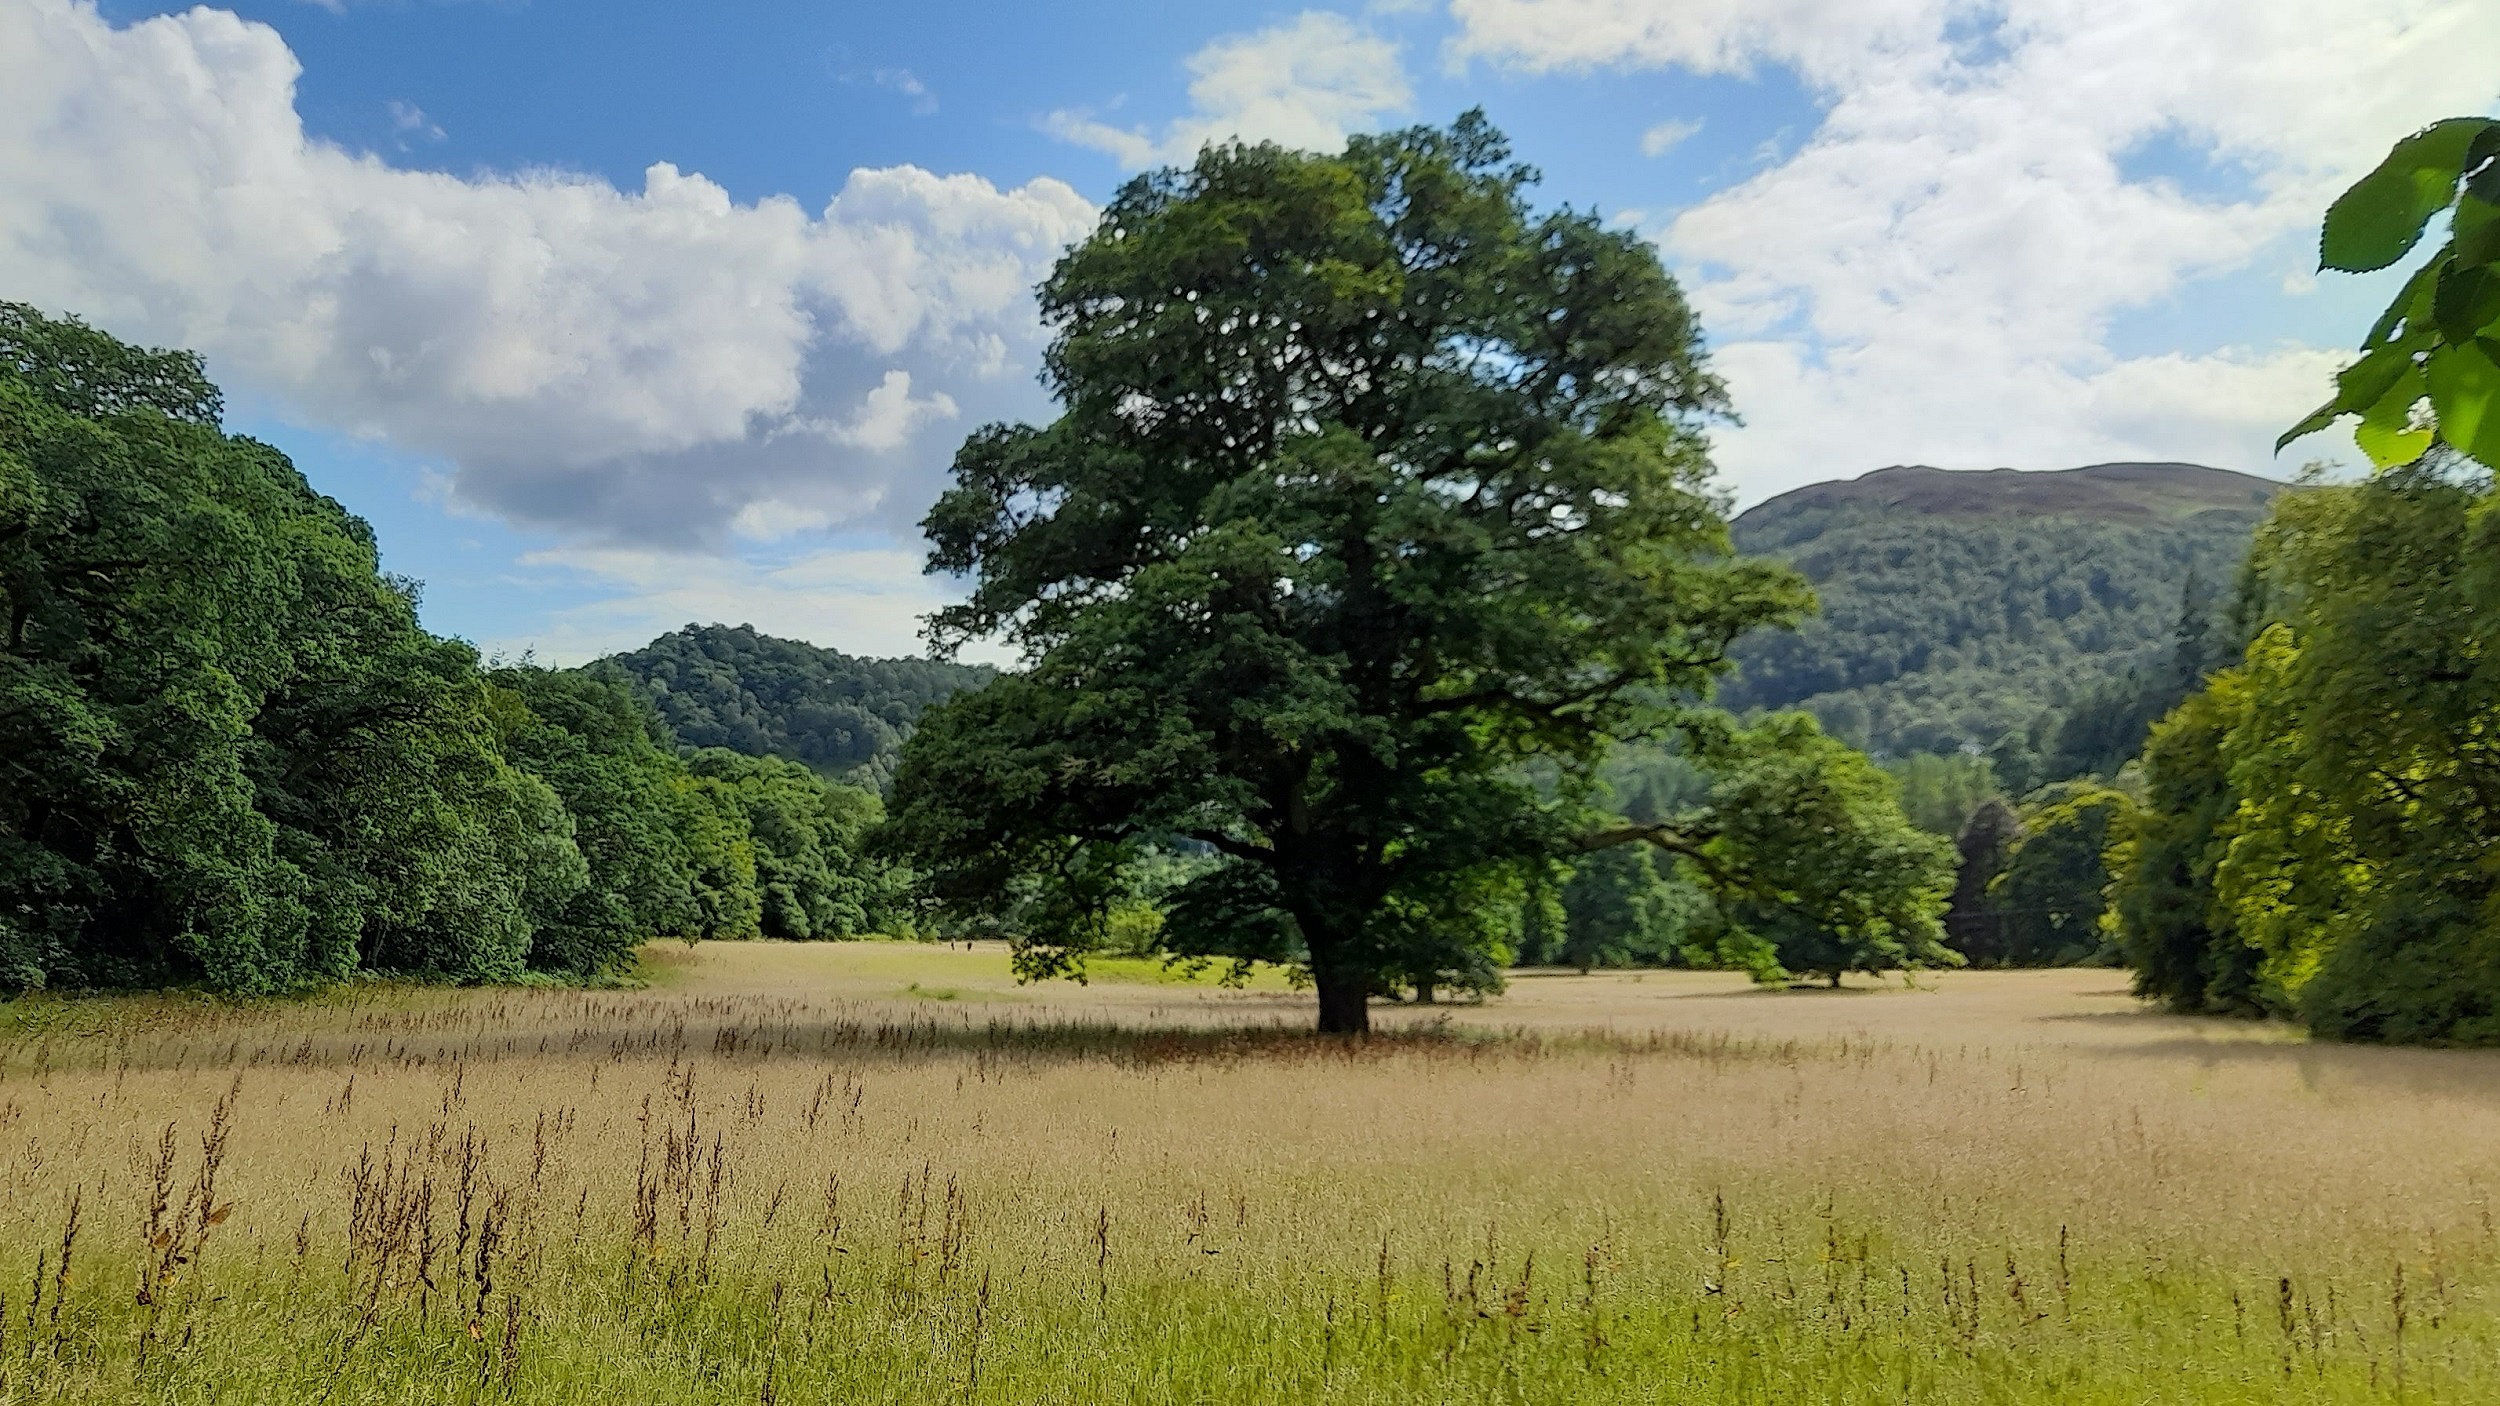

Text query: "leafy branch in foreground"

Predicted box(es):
[2282, 117, 2500, 468]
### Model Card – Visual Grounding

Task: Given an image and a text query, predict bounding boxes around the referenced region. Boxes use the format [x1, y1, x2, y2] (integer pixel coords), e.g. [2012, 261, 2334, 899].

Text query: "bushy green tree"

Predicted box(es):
[1515, 844, 1700, 972]
[1881, 752, 2004, 836]
[0, 304, 594, 991]
[884, 117, 1952, 1030]
[2219, 469, 2500, 1040]
[685, 748, 892, 939]
[2108, 674, 2263, 1014]
[1943, 797, 2021, 965]
[1986, 783, 2131, 967]
[1704, 719, 1960, 986]
[488, 666, 709, 962]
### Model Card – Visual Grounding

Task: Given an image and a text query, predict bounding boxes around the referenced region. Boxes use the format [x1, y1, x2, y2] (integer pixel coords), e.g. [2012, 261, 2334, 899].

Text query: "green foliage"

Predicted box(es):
[1517, 844, 1705, 972]
[2112, 467, 2500, 1040]
[1881, 752, 2003, 837]
[492, 666, 895, 954]
[1726, 484, 2270, 768]
[2285, 118, 2500, 468]
[0, 303, 592, 991]
[0, 304, 897, 996]
[686, 748, 895, 940]
[1943, 797, 2021, 963]
[2107, 676, 2262, 1015]
[1983, 783, 2132, 967]
[1703, 718, 1961, 985]
[884, 116, 1950, 1030]
[489, 665, 708, 961]
[596, 623, 995, 790]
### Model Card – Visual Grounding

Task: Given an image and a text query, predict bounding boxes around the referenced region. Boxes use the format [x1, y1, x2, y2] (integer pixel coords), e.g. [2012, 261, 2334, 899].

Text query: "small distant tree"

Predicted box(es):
[885, 116, 1956, 1031]
[1987, 783, 2132, 966]
[2106, 679, 2263, 1014]
[1713, 720, 1961, 987]
[1944, 797, 2022, 965]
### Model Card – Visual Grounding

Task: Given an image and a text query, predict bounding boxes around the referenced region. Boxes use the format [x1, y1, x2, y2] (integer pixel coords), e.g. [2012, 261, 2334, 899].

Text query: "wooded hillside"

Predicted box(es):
[595, 623, 995, 790]
[1722, 462, 2283, 771]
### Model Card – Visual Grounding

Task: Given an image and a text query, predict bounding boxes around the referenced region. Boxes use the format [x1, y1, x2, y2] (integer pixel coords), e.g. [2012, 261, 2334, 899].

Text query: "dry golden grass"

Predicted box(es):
[2, 942, 2496, 1402]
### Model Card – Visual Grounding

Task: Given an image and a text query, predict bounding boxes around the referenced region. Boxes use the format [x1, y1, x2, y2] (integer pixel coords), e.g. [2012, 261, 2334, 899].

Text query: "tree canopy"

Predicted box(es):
[1, 304, 897, 993]
[883, 115, 1955, 1031]
[2112, 465, 2500, 1039]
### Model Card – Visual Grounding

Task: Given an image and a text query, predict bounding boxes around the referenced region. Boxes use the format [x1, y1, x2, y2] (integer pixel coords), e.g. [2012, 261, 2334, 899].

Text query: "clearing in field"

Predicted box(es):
[2, 943, 2494, 1403]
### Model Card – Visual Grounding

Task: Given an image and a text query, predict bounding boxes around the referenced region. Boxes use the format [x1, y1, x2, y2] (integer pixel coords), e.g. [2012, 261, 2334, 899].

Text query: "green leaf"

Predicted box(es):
[2353, 362, 2429, 466]
[2276, 397, 2341, 452]
[2355, 417, 2434, 467]
[2321, 118, 2493, 273]
[2454, 196, 2500, 268]
[2354, 363, 2430, 467]
[2425, 339, 2500, 468]
[2434, 262, 2500, 344]
[2468, 125, 2500, 206]
[2333, 339, 2419, 413]
[2363, 259, 2443, 347]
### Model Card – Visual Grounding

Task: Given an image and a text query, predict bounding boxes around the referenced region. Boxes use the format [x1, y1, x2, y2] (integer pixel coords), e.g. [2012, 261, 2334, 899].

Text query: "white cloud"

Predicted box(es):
[480, 544, 1009, 666]
[867, 67, 938, 116]
[1638, 117, 1700, 157]
[1449, 0, 2500, 500]
[1045, 11, 1412, 168]
[0, 1, 1097, 545]
[385, 99, 444, 142]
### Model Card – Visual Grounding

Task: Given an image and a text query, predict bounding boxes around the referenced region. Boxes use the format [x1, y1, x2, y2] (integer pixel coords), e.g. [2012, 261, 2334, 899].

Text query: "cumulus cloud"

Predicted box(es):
[1045, 11, 1412, 168]
[1449, 0, 2500, 499]
[0, 0, 1096, 546]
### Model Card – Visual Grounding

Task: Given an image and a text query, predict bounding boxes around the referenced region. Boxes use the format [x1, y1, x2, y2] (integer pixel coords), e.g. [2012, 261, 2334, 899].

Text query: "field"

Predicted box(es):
[3, 943, 2497, 1403]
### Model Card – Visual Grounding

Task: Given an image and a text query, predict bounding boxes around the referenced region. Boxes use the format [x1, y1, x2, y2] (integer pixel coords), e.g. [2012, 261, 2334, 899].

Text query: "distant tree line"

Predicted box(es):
[0, 304, 897, 993]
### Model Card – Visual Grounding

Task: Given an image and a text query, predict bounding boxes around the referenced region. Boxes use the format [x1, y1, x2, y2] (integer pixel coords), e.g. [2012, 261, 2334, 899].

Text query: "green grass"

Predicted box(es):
[3, 949, 2494, 1403]
[5, 1224, 2480, 1403]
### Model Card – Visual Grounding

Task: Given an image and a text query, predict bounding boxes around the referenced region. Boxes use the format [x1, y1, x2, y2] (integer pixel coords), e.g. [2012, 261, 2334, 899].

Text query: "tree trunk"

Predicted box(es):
[1315, 967, 1371, 1035]
[1829, 971, 1842, 989]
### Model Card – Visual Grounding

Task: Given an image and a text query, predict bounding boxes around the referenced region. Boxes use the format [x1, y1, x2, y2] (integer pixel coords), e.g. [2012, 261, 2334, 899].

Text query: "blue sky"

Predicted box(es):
[12, 0, 2500, 660]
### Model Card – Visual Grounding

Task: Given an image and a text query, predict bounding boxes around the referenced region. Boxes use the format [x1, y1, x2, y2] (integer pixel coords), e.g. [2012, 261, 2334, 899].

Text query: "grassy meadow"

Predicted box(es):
[2, 943, 2497, 1403]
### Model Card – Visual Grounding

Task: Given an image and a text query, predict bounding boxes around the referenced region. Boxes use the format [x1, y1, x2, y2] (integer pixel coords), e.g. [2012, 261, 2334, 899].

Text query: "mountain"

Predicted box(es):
[593, 623, 997, 790]
[1721, 462, 2286, 778]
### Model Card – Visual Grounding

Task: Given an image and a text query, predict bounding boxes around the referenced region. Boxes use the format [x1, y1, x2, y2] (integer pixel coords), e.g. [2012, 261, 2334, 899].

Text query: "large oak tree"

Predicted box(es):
[885, 116, 1953, 1031]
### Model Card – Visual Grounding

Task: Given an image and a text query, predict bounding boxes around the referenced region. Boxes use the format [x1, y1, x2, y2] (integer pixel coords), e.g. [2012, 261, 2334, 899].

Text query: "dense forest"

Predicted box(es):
[596, 623, 994, 790]
[2111, 462, 2500, 1042]
[1724, 463, 2276, 785]
[0, 304, 896, 993]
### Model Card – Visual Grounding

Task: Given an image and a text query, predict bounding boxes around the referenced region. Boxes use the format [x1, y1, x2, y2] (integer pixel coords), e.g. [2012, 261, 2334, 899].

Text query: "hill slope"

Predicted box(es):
[1722, 462, 2284, 773]
[594, 624, 996, 789]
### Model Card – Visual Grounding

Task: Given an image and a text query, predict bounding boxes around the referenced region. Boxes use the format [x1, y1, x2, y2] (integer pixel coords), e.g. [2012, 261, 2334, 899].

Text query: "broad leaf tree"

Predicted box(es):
[885, 116, 1955, 1031]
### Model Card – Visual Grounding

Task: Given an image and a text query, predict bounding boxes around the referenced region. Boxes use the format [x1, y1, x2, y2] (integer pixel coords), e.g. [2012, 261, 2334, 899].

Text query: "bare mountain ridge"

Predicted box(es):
[1737, 461, 2285, 535]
